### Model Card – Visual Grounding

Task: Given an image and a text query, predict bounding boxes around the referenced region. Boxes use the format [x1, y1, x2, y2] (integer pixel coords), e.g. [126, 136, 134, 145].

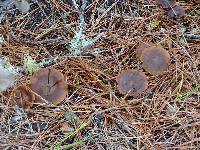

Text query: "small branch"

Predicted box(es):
[184, 34, 200, 39]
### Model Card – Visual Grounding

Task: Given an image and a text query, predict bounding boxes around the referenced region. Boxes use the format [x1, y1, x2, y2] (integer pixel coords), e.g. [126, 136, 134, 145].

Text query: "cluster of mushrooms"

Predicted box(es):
[13, 68, 68, 110]
[117, 43, 170, 96]
[11, 0, 178, 109]
[13, 44, 171, 110]
[156, 0, 185, 18]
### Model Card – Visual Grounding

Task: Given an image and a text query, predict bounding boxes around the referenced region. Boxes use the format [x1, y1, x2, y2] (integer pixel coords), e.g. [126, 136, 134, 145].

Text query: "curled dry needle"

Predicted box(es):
[167, 5, 185, 18]
[156, 0, 176, 9]
[13, 86, 35, 110]
[140, 46, 170, 75]
[117, 70, 148, 96]
[30, 68, 68, 105]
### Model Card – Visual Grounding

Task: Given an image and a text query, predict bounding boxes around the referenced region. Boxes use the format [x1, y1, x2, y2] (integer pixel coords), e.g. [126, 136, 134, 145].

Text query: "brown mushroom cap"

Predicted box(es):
[136, 42, 152, 59]
[156, 0, 176, 9]
[167, 5, 185, 18]
[140, 46, 170, 75]
[30, 68, 68, 105]
[116, 70, 148, 96]
[13, 86, 35, 110]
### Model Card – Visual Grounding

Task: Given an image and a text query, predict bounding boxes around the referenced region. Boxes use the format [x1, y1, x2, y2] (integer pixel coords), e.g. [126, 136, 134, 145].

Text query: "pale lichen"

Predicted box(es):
[69, 5, 101, 55]
[23, 55, 39, 74]
[0, 57, 18, 92]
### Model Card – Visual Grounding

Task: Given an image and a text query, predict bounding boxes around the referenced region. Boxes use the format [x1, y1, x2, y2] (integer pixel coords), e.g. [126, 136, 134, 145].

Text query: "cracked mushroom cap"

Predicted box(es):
[13, 86, 35, 110]
[167, 5, 185, 18]
[117, 70, 148, 96]
[156, 0, 176, 9]
[30, 68, 68, 105]
[141, 46, 170, 75]
[136, 42, 152, 59]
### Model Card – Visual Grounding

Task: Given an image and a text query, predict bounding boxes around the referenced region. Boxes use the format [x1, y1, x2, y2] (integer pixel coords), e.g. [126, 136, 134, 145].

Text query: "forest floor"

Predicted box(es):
[0, 0, 200, 149]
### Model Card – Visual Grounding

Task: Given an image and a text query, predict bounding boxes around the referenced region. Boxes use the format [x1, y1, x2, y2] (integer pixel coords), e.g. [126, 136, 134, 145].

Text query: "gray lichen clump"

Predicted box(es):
[0, 67, 15, 91]
[14, 0, 30, 13]
[0, 58, 17, 92]
[0, 0, 30, 13]
[69, 12, 101, 55]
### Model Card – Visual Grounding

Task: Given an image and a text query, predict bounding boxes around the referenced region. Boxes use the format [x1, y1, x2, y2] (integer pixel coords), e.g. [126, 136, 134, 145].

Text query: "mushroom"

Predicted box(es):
[136, 42, 152, 59]
[140, 46, 170, 75]
[167, 5, 185, 18]
[13, 86, 35, 110]
[156, 0, 176, 9]
[30, 68, 68, 105]
[116, 70, 148, 96]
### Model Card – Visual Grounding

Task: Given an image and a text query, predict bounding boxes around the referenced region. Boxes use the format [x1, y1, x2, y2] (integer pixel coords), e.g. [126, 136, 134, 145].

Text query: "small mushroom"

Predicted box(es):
[140, 46, 170, 75]
[30, 68, 68, 105]
[136, 42, 152, 59]
[156, 0, 176, 9]
[167, 5, 185, 18]
[116, 70, 148, 96]
[13, 86, 35, 110]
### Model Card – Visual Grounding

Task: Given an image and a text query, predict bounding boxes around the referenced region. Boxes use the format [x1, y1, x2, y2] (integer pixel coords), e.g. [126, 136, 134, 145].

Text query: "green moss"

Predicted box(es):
[23, 55, 39, 74]
[176, 85, 200, 101]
